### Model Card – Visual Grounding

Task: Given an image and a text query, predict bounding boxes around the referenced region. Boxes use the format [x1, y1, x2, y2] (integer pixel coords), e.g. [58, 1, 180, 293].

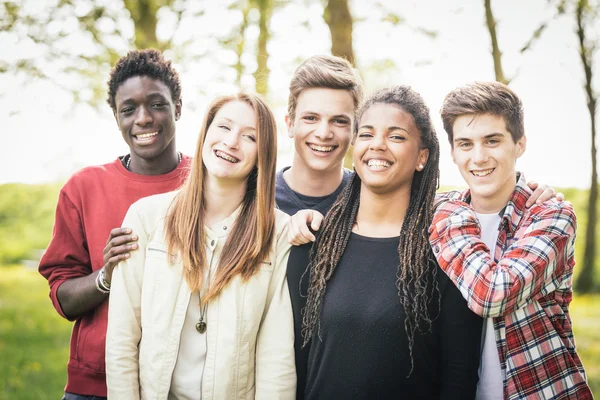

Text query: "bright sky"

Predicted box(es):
[1, 0, 598, 188]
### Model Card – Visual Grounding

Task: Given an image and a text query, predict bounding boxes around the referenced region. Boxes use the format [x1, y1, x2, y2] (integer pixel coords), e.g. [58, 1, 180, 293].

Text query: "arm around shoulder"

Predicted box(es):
[430, 199, 577, 318]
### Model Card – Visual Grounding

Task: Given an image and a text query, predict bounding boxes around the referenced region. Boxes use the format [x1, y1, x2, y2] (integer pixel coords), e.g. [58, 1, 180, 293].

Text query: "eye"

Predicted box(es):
[120, 107, 134, 115]
[243, 134, 256, 142]
[390, 134, 406, 141]
[358, 131, 373, 138]
[458, 142, 472, 149]
[218, 125, 231, 131]
[487, 138, 500, 145]
[303, 115, 317, 122]
[332, 118, 349, 126]
[151, 102, 167, 108]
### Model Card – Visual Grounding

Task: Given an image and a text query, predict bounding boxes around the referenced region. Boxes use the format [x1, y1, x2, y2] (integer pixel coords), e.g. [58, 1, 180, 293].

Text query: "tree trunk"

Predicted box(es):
[254, 0, 271, 96]
[124, 0, 160, 49]
[484, 0, 509, 85]
[323, 0, 355, 168]
[235, 2, 251, 86]
[575, 0, 597, 293]
[324, 0, 355, 65]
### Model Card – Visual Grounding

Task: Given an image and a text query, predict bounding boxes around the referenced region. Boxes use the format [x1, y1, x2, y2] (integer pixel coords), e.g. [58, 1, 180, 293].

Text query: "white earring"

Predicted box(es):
[418, 164, 424, 170]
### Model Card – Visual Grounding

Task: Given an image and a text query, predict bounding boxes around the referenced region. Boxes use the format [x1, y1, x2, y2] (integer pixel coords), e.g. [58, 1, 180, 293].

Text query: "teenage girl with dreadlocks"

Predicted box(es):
[296, 86, 483, 399]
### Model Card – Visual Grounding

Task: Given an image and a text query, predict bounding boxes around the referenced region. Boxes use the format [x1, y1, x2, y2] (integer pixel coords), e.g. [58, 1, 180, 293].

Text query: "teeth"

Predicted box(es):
[135, 132, 158, 140]
[472, 169, 494, 177]
[309, 144, 335, 152]
[367, 159, 390, 169]
[215, 150, 239, 163]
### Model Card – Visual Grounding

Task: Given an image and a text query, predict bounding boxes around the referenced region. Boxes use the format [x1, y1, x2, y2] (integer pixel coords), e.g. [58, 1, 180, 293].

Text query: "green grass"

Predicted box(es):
[0, 265, 71, 400]
[0, 265, 598, 398]
[571, 294, 600, 395]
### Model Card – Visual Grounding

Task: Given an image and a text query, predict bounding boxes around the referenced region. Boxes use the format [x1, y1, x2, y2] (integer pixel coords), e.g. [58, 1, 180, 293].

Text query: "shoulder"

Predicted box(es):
[273, 208, 292, 254]
[59, 160, 122, 204]
[342, 168, 354, 183]
[129, 190, 180, 215]
[62, 160, 119, 189]
[523, 198, 576, 230]
[274, 208, 290, 236]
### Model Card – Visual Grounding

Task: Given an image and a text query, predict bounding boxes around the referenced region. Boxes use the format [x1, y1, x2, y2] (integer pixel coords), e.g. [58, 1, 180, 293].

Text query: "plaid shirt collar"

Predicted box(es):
[455, 172, 530, 237]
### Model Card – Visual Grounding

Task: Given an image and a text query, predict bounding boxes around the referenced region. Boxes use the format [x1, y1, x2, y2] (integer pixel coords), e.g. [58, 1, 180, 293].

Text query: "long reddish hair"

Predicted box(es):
[165, 93, 277, 302]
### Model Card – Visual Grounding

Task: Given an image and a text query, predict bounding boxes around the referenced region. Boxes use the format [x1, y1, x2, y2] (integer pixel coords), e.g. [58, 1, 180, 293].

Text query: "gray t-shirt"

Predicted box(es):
[275, 166, 353, 216]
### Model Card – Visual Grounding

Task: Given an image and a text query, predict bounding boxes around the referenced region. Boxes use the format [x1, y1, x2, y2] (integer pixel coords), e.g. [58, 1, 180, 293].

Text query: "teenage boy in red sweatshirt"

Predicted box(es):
[39, 49, 190, 400]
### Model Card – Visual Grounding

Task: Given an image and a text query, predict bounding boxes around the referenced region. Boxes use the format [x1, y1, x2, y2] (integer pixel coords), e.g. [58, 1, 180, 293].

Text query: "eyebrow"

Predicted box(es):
[358, 124, 410, 133]
[119, 92, 168, 105]
[300, 111, 351, 119]
[217, 116, 257, 131]
[454, 132, 505, 142]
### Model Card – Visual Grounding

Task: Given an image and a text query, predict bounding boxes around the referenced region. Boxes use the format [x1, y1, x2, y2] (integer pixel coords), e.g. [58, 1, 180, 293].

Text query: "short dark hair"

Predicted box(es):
[440, 81, 524, 145]
[107, 49, 182, 111]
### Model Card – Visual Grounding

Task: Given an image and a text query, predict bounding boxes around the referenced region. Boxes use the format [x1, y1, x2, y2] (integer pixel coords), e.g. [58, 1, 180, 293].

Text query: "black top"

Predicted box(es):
[291, 233, 482, 400]
[275, 166, 353, 216]
[276, 166, 353, 399]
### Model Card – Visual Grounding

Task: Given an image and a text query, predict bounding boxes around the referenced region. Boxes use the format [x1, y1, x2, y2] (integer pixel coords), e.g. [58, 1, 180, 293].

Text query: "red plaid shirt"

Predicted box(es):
[429, 174, 592, 399]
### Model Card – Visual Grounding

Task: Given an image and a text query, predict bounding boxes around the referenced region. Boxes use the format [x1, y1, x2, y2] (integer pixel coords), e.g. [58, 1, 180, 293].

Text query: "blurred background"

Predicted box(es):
[0, 0, 599, 398]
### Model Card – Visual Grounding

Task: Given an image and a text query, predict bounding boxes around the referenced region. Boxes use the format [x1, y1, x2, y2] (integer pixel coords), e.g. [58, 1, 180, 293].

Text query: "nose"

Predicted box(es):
[222, 130, 240, 149]
[314, 121, 333, 140]
[134, 106, 153, 127]
[472, 144, 488, 164]
[369, 133, 386, 151]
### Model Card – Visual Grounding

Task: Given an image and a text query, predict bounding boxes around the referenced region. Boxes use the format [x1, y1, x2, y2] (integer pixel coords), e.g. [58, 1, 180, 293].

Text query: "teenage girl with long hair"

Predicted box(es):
[105, 93, 295, 399]
[298, 86, 482, 399]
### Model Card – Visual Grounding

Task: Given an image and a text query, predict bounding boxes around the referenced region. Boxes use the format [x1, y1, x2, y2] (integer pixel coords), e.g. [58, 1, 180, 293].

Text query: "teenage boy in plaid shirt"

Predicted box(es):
[429, 81, 592, 399]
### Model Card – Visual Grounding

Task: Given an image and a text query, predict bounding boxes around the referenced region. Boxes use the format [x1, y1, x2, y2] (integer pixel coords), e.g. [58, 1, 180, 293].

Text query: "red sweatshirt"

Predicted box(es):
[39, 156, 190, 397]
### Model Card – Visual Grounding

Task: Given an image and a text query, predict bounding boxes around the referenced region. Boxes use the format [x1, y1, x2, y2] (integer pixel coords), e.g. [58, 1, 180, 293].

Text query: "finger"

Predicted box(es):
[310, 213, 324, 231]
[526, 186, 545, 207]
[108, 234, 139, 248]
[556, 192, 564, 202]
[526, 180, 538, 190]
[107, 253, 131, 268]
[104, 243, 138, 264]
[298, 223, 316, 243]
[536, 188, 556, 204]
[106, 227, 132, 244]
[288, 218, 302, 244]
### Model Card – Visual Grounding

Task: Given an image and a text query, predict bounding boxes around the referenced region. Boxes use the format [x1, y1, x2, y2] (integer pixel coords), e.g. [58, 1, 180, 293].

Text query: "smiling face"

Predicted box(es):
[286, 87, 355, 175]
[201, 100, 258, 185]
[353, 103, 429, 195]
[451, 113, 526, 213]
[114, 75, 181, 162]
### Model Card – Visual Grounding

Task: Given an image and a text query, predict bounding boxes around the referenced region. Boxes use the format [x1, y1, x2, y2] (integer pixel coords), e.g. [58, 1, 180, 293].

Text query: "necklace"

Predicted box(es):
[124, 151, 182, 171]
[196, 292, 208, 333]
[196, 257, 215, 334]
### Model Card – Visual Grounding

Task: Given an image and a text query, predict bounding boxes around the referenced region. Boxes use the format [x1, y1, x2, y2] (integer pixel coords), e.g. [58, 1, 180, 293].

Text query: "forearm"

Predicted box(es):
[56, 270, 108, 319]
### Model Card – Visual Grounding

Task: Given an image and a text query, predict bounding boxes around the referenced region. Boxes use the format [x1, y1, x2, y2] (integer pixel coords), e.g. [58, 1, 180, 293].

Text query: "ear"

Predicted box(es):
[175, 99, 183, 121]
[285, 115, 294, 138]
[515, 135, 526, 159]
[416, 148, 429, 171]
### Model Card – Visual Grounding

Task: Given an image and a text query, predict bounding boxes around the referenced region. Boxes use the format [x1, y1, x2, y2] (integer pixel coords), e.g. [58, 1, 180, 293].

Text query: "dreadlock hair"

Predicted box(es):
[302, 85, 441, 372]
[107, 49, 182, 111]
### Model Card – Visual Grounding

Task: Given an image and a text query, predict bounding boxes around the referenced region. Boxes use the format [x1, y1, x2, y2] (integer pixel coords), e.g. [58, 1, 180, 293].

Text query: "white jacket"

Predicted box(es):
[106, 191, 295, 399]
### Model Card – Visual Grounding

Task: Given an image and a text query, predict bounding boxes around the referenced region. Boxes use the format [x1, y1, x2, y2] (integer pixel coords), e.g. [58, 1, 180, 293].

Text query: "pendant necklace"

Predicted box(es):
[196, 258, 214, 334]
[196, 292, 208, 333]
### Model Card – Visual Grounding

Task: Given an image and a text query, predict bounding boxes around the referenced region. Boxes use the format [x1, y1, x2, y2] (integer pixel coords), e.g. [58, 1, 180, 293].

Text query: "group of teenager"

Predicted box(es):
[38, 48, 593, 399]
